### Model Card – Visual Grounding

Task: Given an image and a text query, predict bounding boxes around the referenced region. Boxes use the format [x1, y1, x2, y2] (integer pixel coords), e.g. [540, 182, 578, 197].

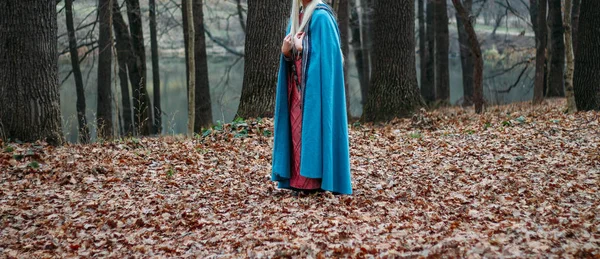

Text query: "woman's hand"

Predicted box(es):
[294, 32, 305, 52]
[282, 34, 293, 58]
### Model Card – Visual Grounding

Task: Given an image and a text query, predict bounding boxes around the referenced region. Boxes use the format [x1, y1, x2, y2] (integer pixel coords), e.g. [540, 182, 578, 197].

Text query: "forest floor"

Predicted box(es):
[1, 99, 599, 258]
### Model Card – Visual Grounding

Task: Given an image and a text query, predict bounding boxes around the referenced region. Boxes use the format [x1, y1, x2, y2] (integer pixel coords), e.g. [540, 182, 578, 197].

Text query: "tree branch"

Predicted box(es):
[497, 63, 529, 93]
[60, 45, 99, 85]
[236, 0, 246, 33]
[496, 0, 533, 29]
[485, 57, 533, 79]
[204, 27, 244, 57]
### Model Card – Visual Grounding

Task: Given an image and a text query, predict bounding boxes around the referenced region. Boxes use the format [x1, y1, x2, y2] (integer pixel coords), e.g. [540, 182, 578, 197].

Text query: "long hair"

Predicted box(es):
[289, 0, 345, 63]
[290, 0, 324, 37]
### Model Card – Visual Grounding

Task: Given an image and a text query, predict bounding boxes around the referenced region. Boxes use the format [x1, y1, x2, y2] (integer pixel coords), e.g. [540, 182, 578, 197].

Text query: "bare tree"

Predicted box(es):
[452, 0, 483, 113]
[532, 0, 547, 104]
[112, 1, 136, 136]
[193, 0, 213, 131]
[422, 0, 435, 103]
[435, 0, 450, 103]
[97, 0, 114, 139]
[456, 0, 474, 106]
[571, 0, 580, 55]
[125, 0, 153, 135]
[359, 0, 372, 104]
[149, 0, 162, 134]
[65, 0, 90, 143]
[336, 0, 351, 117]
[546, 0, 565, 97]
[185, 0, 195, 136]
[350, 0, 368, 103]
[418, 0, 426, 99]
[491, 8, 507, 38]
[564, 0, 576, 113]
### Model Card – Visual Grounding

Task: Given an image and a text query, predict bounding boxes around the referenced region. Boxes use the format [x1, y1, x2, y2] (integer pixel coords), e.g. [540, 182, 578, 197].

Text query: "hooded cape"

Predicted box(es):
[271, 4, 352, 195]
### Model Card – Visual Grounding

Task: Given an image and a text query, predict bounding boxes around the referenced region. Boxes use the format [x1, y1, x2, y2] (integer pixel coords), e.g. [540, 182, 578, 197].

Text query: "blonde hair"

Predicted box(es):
[289, 0, 345, 63]
[290, 0, 325, 37]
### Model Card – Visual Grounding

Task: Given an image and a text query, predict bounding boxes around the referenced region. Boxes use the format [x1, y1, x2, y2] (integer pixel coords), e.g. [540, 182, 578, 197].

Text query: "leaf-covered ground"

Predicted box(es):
[1, 99, 599, 258]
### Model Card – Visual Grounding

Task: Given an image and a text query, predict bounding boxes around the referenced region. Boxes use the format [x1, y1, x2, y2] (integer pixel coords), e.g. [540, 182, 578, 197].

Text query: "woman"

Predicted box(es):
[271, 0, 352, 195]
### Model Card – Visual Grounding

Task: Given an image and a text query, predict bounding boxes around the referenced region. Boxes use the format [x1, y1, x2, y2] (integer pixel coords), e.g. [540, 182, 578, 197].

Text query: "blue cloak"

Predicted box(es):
[271, 4, 352, 195]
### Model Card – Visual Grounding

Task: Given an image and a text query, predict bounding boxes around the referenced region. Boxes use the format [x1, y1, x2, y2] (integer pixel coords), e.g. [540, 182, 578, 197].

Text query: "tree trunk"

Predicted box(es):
[532, 0, 547, 104]
[359, 0, 372, 105]
[193, 0, 213, 131]
[97, 0, 114, 139]
[336, 0, 351, 118]
[185, 0, 195, 136]
[418, 0, 426, 97]
[363, 0, 422, 122]
[112, 1, 135, 136]
[149, 0, 161, 134]
[452, 0, 483, 113]
[236, 0, 246, 33]
[546, 0, 565, 97]
[573, 0, 600, 111]
[434, 0, 450, 103]
[456, 0, 474, 106]
[65, 0, 90, 143]
[125, 0, 153, 135]
[571, 0, 580, 57]
[563, 0, 576, 113]
[115, 53, 133, 136]
[350, 0, 368, 104]
[491, 11, 506, 38]
[337, 0, 350, 60]
[422, 0, 435, 103]
[0, 0, 63, 144]
[236, 0, 290, 118]
[529, 0, 538, 35]
[182, 0, 190, 96]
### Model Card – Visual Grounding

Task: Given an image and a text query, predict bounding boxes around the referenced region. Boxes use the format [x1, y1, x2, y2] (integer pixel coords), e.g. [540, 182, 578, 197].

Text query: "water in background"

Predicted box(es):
[59, 50, 533, 142]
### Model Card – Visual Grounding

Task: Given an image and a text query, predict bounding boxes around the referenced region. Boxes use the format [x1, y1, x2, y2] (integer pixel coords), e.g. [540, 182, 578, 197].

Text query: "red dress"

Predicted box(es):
[287, 13, 321, 190]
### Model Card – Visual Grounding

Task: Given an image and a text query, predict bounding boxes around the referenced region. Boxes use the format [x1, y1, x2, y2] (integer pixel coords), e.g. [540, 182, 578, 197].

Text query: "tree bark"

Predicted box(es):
[546, 0, 565, 97]
[182, 0, 190, 96]
[434, 0, 450, 103]
[65, 0, 90, 143]
[532, 0, 547, 104]
[418, 0, 426, 98]
[573, 0, 600, 111]
[185, 0, 195, 137]
[149, 0, 161, 134]
[350, 0, 368, 104]
[452, 0, 483, 113]
[571, 0, 580, 57]
[193, 0, 213, 131]
[0, 0, 63, 144]
[112, 1, 135, 136]
[563, 0, 576, 113]
[363, 0, 422, 122]
[97, 0, 114, 139]
[337, 0, 351, 49]
[359, 0, 372, 105]
[236, 0, 290, 118]
[529, 0, 538, 36]
[456, 0, 474, 106]
[422, 0, 435, 103]
[125, 0, 153, 135]
[336, 0, 351, 118]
